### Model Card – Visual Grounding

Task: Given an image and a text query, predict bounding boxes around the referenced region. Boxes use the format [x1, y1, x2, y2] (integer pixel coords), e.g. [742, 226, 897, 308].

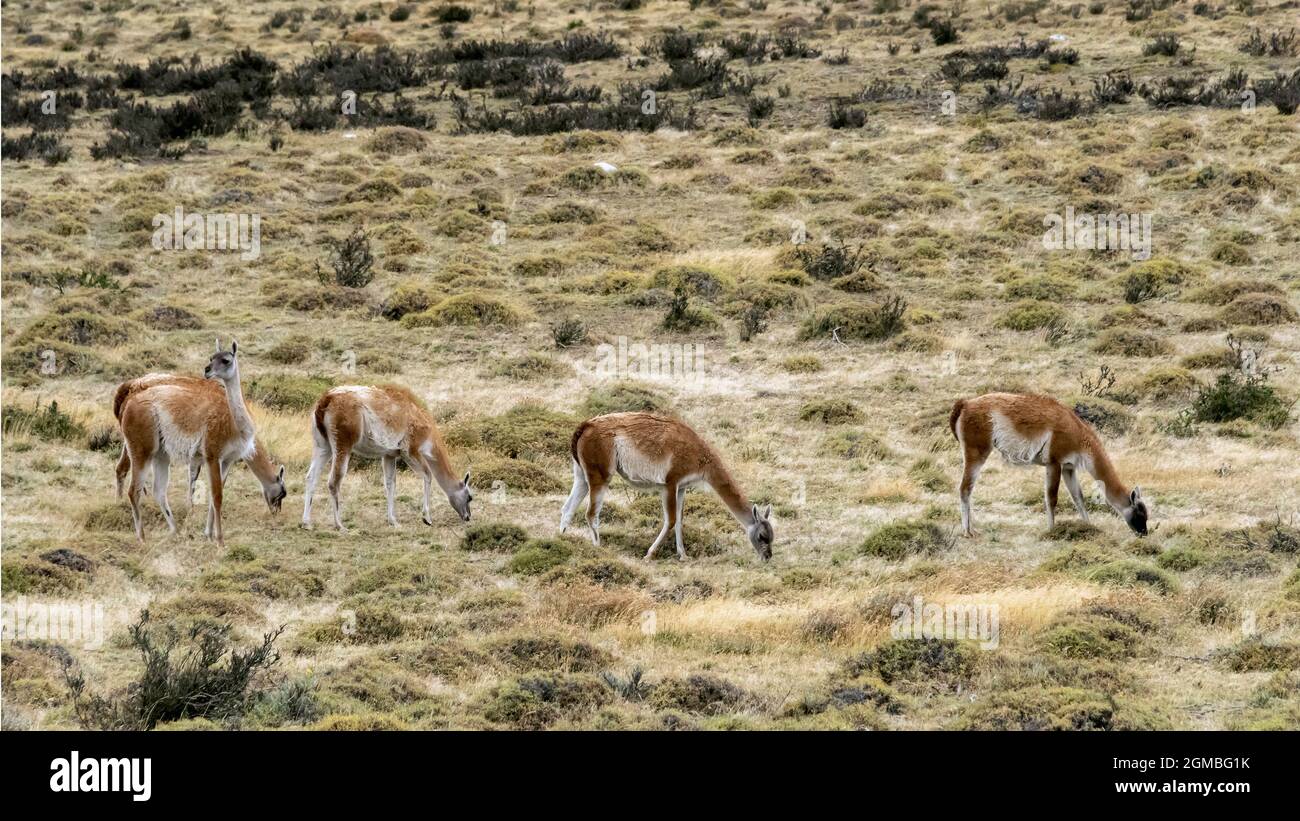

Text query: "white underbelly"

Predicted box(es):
[990, 412, 1051, 466]
[353, 407, 407, 458]
[613, 436, 669, 487]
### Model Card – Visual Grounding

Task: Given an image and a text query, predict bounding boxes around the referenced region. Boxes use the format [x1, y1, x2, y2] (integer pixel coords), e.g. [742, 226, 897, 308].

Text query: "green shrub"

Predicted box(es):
[798, 296, 907, 342]
[316, 228, 374, 288]
[799, 399, 863, 425]
[860, 520, 949, 559]
[954, 687, 1170, 730]
[1040, 544, 1120, 573]
[304, 606, 404, 644]
[459, 523, 530, 552]
[1209, 241, 1250, 265]
[1084, 560, 1177, 594]
[64, 611, 284, 730]
[469, 456, 566, 494]
[794, 240, 865, 281]
[450, 402, 576, 458]
[1071, 397, 1134, 434]
[1189, 279, 1282, 305]
[379, 280, 435, 320]
[542, 559, 648, 589]
[845, 639, 975, 691]
[782, 355, 824, 373]
[1192, 372, 1289, 429]
[1046, 521, 1104, 541]
[1284, 568, 1300, 602]
[1134, 366, 1200, 401]
[2, 341, 105, 377]
[312, 713, 408, 730]
[998, 300, 1064, 331]
[402, 292, 523, 327]
[650, 265, 732, 301]
[1092, 329, 1172, 357]
[1006, 275, 1075, 302]
[1216, 640, 1300, 672]
[1, 400, 86, 442]
[820, 429, 891, 460]
[661, 287, 720, 332]
[1157, 546, 1207, 571]
[264, 335, 311, 365]
[1220, 293, 1297, 326]
[511, 255, 565, 278]
[582, 383, 670, 417]
[481, 673, 610, 729]
[1, 555, 84, 594]
[492, 353, 571, 381]
[1037, 614, 1141, 660]
[246, 374, 334, 411]
[486, 635, 611, 673]
[908, 457, 947, 492]
[16, 311, 136, 347]
[648, 675, 750, 714]
[507, 538, 574, 575]
[344, 556, 447, 596]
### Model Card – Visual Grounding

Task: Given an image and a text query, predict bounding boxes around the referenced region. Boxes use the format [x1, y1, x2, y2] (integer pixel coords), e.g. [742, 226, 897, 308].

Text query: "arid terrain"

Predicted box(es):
[2, 0, 1298, 730]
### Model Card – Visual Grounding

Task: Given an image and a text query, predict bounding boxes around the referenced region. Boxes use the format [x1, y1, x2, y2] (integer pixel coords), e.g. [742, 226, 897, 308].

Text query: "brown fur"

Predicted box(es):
[119, 342, 264, 546]
[562, 412, 772, 560]
[304, 384, 469, 529]
[112, 374, 278, 498]
[951, 392, 1140, 536]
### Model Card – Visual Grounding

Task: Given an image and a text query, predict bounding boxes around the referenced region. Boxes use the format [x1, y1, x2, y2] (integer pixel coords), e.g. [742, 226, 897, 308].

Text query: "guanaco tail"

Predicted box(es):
[950, 392, 1149, 537]
[561, 412, 773, 561]
[303, 384, 472, 530]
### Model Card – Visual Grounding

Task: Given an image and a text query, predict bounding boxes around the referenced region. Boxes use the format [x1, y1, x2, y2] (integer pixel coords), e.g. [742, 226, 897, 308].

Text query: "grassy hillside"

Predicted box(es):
[2, 0, 1298, 730]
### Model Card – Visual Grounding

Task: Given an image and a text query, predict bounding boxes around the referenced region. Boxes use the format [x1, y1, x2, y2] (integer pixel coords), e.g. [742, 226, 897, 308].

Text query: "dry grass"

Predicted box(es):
[2, 0, 1298, 731]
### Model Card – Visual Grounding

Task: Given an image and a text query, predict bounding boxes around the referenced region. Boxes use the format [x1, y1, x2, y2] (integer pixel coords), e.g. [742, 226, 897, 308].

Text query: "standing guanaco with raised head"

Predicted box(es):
[112, 373, 286, 515]
[561, 412, 774, 561]
[120, 341, 272, 546]
[303, 385, 472, 530]
[950, 392, 1149, 537]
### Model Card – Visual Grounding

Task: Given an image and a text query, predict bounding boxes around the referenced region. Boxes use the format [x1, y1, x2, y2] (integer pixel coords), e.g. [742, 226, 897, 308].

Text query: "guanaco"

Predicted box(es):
[120, 341, 273, 546]
[561, 412, 773, 561]
[950, 393, 1149, 537]
[303, 385, 471, 530]
[112, 373, 286, 515]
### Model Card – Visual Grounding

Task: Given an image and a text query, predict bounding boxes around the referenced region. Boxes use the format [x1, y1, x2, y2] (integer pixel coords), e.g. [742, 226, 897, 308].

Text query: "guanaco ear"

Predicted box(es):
[762, 504, 772, 520]
[215, 337, 222, 352]
[462, 470, 471, 487]
[1130, 487, 1142, 504]
[230, 339, 238, 356]
[277, 465, 285, 481]
[751, 504, 761, 521]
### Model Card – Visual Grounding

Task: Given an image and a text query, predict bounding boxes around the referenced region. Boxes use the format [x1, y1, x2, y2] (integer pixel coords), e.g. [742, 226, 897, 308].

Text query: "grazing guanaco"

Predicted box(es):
[120, 341, 273, 546]
[112, 373, 286, 515]
[303, 385, 472, 530]
[949, 392, 1149, 537]
[561, 412, 773, 561]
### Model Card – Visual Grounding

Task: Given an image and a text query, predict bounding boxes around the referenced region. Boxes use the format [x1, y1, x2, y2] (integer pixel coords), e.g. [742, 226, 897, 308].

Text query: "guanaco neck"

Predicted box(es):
[1081, 432, 1131, 512]
[704, 459, 755, 529]
[246, 439, 278, 488]
[426, 432, 461, 497]
[218, 365, 256, 444]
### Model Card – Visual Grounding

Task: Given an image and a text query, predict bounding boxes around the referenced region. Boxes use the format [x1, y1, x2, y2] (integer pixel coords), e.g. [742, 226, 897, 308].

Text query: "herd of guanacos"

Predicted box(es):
[111, 340, 1151, 562]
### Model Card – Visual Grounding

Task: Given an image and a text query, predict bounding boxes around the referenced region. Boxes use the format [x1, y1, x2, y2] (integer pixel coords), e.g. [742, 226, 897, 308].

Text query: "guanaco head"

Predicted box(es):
[205, 338, 240, 382]
[449, 470, 473, 522]
[747, 503, 774, 561]
[263, 465, 287, 513]
[1122, 487, 1149, 536]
